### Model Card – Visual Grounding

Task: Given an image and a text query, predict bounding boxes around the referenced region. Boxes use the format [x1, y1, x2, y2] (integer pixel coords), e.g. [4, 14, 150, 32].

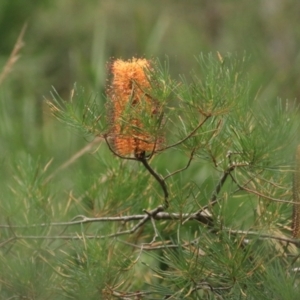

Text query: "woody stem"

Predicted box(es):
[138, 154, 169, 209]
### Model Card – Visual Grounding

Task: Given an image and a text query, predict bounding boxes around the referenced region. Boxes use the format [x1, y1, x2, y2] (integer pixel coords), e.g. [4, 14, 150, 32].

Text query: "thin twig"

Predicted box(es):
[117, 238, 178, 250]
[110, 289, 152, 299]
[186, 282, 232, 297]
[226, 228, 300, 246]
[196, 165, 236, 218]
[164, 148, 196, 180]
[195, 161, 252, 221]
[139, 155, 169, 209]
[0, 23, 27, 86]
[209, 165, 235, 206]
[104, 134, 139, 161]
[44, 136, 103, 184]
[157, 115, 210, 152]
[0, 237, 16, 248]
[230, 174, 297, 204]
[149, 217, 160, 244]
[117, 238, 205, 252]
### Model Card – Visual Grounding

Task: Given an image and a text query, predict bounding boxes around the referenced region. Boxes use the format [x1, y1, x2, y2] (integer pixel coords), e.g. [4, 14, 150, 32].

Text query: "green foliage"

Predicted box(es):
[1, 51, 300, 299]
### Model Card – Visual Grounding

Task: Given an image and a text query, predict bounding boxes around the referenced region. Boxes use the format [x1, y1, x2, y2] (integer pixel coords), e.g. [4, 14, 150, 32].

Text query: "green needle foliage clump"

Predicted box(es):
[1, 53, 300, 299]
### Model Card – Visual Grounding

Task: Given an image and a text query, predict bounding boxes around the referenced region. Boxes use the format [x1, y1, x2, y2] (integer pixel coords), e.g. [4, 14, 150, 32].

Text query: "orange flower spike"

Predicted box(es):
[108, 58, 160, 157]
[111, 58, 151, 103]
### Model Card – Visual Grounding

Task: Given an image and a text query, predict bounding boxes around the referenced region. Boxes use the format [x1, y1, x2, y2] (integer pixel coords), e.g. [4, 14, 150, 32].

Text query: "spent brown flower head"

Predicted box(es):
[107, 58, 162, 158]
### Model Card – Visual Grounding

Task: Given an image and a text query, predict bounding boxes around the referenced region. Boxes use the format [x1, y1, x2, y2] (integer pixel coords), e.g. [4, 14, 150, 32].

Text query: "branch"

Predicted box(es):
[226, 228, 300, 247]
[195, 161, 252, 219]
[109, 289, 151, 299]
[117, 239, 181, 251]
[104, 133, 169, 210]
[103, 134, 139, 161]
[164, 148, 196, 180]
[186, 282, 232, 297]
[230, 174, 297, 204]
[139, 156, 169, 209]
[0, 211, 213, 229]
[0, 210, 213, 247]
[196, 164, 237, 217]
[157, 115, 210, 152]
[209, 165, 235, 206]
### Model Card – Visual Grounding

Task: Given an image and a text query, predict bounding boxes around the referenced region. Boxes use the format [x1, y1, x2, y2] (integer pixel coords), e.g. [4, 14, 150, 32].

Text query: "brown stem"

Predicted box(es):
[138, 154, 169, 209]
[292, 145, 300, 238]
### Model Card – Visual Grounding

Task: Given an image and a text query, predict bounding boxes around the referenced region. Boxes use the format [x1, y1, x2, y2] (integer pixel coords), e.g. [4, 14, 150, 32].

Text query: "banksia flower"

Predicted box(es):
[292, 145, 300, 238]
[107, 58, 163, 158]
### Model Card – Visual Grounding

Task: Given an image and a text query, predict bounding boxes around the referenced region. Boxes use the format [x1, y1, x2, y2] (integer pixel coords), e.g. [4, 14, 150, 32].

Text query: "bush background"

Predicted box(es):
[0, 0, 300, 298]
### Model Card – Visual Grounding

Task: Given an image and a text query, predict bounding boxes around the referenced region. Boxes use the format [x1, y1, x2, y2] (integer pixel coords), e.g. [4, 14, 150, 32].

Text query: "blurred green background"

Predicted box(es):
[0, 0, 299, 197]
[0, 1, 300, 297]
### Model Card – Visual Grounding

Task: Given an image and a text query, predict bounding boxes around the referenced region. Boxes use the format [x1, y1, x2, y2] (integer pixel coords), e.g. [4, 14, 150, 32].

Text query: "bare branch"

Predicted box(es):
[117, 238, 180, 250]
[110, 289, 152, 299]
[0, 210, 213, 230]
[195, 165, 236, 218]
[209, 165, 235, 206]
[139, 156, 169, 209]
[226, 228, 300, 247]
[149, 216, 160, 244]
